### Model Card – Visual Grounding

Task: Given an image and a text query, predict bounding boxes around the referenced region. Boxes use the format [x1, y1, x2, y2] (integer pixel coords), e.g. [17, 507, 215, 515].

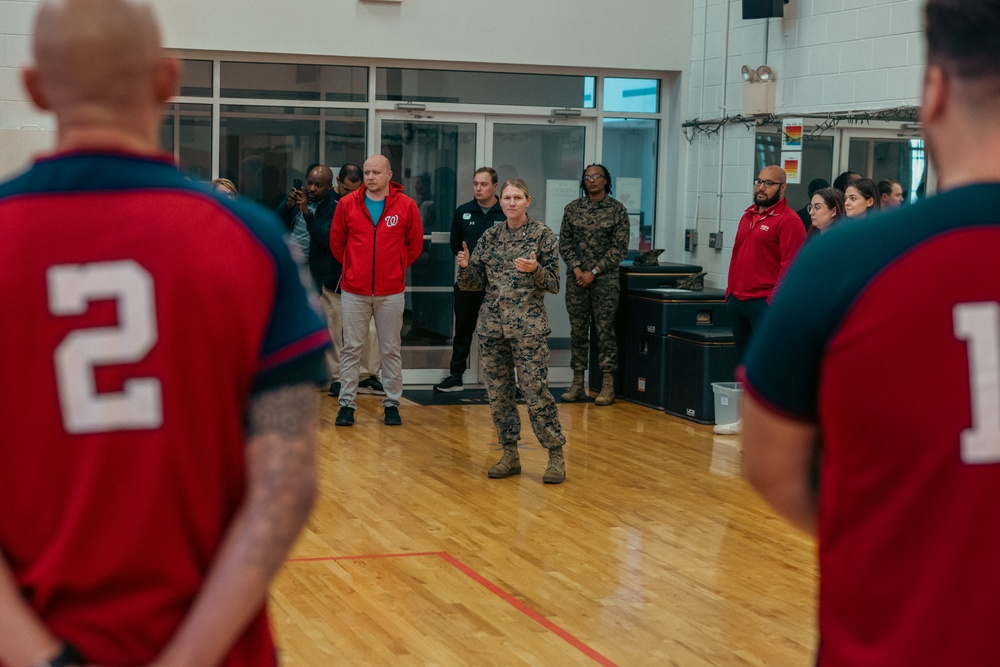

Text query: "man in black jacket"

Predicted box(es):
[434, 167, 506, 392]
[278, 164, 337, 291]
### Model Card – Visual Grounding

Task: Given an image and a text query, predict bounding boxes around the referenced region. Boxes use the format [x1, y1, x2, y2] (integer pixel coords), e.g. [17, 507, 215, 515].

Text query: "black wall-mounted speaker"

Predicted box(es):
[742, 0, 785, 20]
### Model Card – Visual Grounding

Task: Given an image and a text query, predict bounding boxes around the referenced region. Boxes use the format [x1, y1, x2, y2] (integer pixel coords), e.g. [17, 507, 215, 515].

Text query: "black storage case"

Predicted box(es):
[622, 329, 672, 410]
[588, 263, 704, 394]
[618, 263, 704, 292]
[628, 288, 729, 335]
[620, 289, 730, 409]
[664, 327, 737, 424]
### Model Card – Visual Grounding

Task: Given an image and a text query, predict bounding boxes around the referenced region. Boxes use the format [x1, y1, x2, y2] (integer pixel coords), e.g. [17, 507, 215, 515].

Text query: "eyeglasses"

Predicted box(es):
[806, 204, 827, 212]
[583, 174, 605, 182]
[754, 178, 785, 188]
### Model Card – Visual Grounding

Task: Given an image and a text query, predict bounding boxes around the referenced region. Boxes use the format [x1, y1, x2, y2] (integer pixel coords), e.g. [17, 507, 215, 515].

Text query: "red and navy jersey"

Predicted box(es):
[742, 183, 1000, 666]
[0, 151, 329, 666]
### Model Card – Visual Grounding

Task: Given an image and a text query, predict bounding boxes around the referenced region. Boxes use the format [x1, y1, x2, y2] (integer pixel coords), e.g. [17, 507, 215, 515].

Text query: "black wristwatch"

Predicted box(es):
[35, 642, 85, 667]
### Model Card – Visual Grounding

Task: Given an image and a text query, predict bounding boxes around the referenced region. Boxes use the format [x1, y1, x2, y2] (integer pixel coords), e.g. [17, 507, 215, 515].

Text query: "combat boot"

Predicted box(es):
[594, 372, 616, 406]
[542, 446, 566, 484]
[561, 371, 587, 402]
[488, 443, 521, 479]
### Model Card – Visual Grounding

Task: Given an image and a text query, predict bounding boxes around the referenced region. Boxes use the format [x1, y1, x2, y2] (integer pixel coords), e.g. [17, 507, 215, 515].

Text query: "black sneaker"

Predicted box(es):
[433, 375, 464, 393]
[384, 406, 402, 426]
[328, 381, 340, 397]
[358, 376, 386, 395]
[335, 406, 355, 427]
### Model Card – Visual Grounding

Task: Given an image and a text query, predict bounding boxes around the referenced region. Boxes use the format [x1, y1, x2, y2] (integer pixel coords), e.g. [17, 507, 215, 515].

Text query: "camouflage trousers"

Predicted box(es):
[479, 334, 567, 450]
[565, 275, 620, 373]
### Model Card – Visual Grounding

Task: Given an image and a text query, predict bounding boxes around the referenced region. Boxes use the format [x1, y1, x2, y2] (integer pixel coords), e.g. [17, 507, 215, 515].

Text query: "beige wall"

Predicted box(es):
[148, 0, 692, 71]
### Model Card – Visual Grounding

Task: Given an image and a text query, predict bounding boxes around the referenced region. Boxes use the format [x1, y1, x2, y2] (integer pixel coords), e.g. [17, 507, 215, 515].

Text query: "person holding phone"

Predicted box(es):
[277, 166, 334, 268]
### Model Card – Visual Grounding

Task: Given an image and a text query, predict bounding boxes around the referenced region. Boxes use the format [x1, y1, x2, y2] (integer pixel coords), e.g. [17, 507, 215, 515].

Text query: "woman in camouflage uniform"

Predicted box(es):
[456, 178, 567, 484]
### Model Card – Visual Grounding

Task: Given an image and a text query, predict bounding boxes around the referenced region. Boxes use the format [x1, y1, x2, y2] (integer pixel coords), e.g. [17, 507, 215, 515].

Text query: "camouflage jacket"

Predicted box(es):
[558, 195, 630, 276]
[457, 218, 560, 338]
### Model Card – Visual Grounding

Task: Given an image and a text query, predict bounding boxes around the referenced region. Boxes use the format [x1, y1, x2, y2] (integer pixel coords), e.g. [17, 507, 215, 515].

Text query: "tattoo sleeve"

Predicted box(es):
[242, 383, 319, 570]
[246, 383, 318, 439]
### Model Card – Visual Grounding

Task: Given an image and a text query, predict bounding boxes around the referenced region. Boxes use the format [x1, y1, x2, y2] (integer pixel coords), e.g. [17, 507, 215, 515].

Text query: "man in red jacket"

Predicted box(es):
[330, 154, 424, 426]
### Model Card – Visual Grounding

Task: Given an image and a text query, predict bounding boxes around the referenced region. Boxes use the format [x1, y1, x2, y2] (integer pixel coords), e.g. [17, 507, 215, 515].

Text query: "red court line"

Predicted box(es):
[287, 551, 619, 667]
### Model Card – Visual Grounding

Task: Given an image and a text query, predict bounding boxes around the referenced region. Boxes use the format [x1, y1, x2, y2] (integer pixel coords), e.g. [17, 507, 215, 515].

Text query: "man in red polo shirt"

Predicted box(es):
[717, 164, 805, 434]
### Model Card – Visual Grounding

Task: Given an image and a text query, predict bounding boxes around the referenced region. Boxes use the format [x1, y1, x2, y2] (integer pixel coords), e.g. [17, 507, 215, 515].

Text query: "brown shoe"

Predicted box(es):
[488, 444, 521, 479]
[594, 372, 616, 406]
[561, 371, 587, 402]
[543, 446, 566, 484]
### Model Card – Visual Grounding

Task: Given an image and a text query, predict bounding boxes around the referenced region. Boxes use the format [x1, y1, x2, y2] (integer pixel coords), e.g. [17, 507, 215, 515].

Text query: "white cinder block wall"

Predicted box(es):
[684, 0, 925, 289]
[0, 1, 44, 130]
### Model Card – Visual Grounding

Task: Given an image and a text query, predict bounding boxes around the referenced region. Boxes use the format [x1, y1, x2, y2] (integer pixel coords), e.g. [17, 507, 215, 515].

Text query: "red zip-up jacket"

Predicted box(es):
[330, 181, 424, 296]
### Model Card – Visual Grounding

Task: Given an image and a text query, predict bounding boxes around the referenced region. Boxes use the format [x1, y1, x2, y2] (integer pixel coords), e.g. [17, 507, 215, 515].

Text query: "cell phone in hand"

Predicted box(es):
[293, 179, 302, 190]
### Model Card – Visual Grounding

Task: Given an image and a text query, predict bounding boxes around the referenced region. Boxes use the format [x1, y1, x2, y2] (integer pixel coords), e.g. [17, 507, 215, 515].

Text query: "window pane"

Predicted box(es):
[491, 123, 586, 234]
[377, 68, 588, 108]
[584, 77, 596, 109]
[380, 120, 478, 349]
[603, 78, 659, 113]
[178, 59, 212, 97]
[755, 129, 834, 213]
[221, 62, 368, 102]
[323, 108, 368, 172]
[847, 138, 927, 203]
[219, 105, 366, 208]
[602, 118, 658, 251]
[160, 103, 212, 182]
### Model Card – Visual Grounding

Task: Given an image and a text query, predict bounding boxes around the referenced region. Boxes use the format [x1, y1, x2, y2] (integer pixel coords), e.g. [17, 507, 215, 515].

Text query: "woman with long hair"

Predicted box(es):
[844, 177, 880, 219]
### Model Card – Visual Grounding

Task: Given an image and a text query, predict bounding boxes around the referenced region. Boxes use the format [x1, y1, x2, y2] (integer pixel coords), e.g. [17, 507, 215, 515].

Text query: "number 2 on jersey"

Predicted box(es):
[954, 301, 1000, 464]
[48, 260, 163, 434]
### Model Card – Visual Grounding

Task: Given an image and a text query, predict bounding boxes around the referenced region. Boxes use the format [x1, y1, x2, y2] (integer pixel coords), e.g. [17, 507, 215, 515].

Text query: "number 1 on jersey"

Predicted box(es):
[48, 260, 163, 434]
[954, 301, 1000, 464]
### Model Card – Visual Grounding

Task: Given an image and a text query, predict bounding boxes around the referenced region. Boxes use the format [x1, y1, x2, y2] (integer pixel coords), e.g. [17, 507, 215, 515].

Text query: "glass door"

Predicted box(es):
[378, 114, 481, 383]
[487, 117, 594, 378]
[839, 128, 930, 204]
[377, 113, 595, 383]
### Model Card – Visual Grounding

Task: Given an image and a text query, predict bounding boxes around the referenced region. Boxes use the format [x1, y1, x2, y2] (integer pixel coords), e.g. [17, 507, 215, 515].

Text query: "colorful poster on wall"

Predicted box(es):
[782, 118, 803, 149]
[782, 154, 802, 184]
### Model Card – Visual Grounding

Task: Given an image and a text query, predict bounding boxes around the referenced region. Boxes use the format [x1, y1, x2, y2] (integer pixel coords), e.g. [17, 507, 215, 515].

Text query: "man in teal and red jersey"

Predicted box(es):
[331, 154, 423, 427]
[742, 1, 1000, 664]
[0, 1, 328, 665]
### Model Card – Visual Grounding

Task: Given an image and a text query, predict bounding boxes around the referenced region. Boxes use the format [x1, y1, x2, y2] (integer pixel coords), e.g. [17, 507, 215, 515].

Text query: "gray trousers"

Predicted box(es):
[340, 291, 404, 409]
[320, 286, 381, 381]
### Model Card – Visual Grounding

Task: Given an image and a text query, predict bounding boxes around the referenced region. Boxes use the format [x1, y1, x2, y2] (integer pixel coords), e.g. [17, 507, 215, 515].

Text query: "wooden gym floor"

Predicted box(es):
[269, 391, 817, 666]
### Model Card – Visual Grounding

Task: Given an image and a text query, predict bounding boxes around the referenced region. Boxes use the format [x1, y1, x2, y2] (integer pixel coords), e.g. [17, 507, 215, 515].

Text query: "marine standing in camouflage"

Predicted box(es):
[457, 218, 566, 451]
[559, 164, 630, 404]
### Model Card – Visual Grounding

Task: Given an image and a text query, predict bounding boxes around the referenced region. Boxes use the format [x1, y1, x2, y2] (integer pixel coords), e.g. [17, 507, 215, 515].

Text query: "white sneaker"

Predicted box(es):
[713, 418, 742, 435]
